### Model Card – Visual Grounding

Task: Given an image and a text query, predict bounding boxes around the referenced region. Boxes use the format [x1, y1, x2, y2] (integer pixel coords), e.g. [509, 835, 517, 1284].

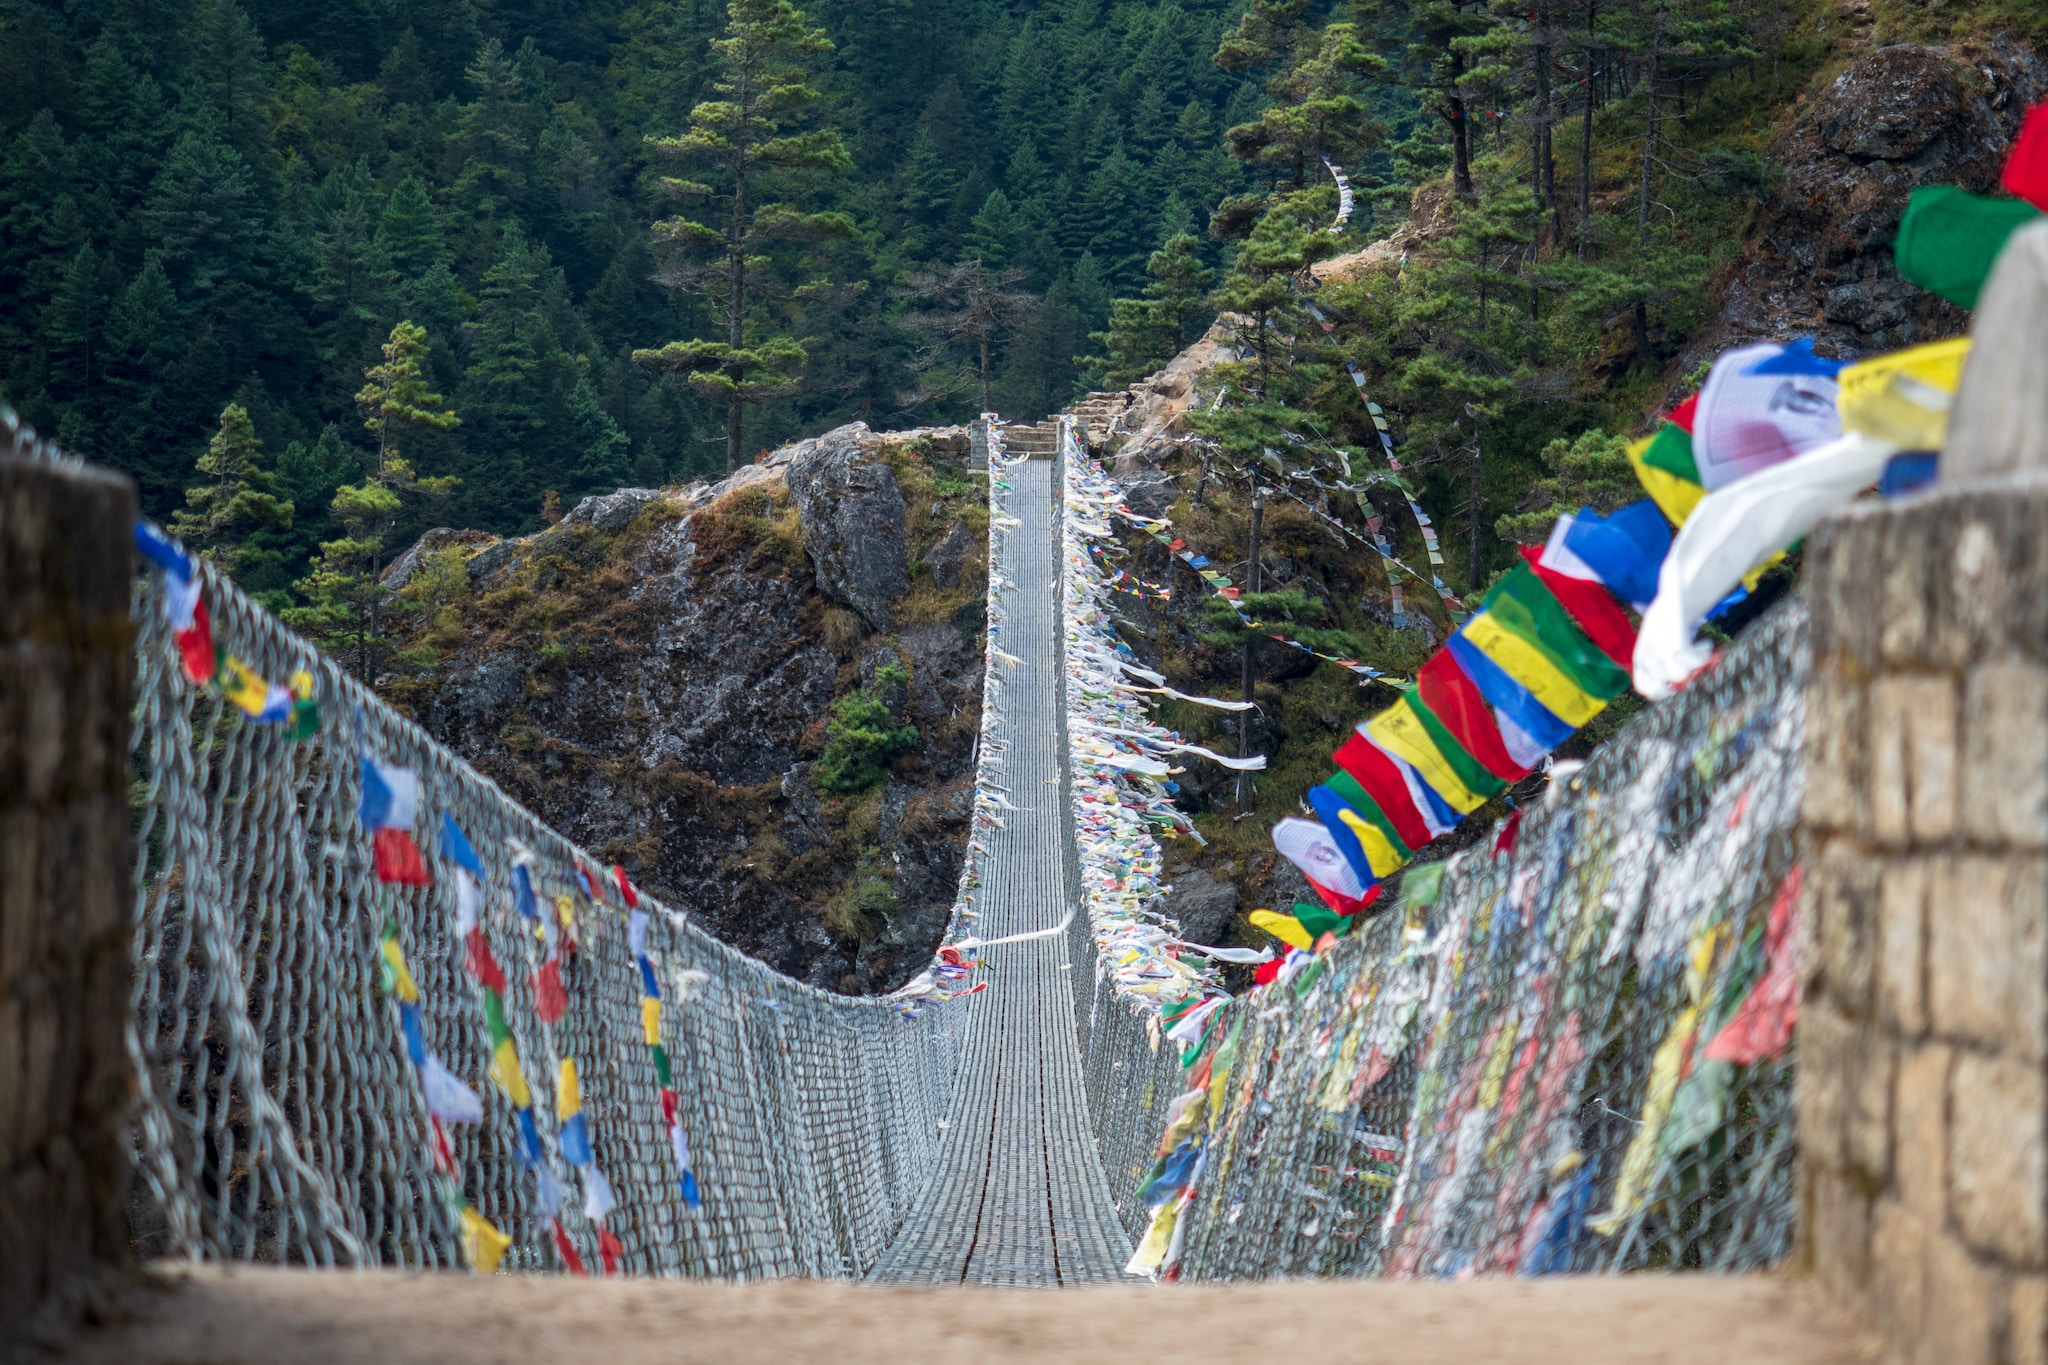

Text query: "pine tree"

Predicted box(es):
[898, 126, 957, 222]
[964, 190, 1025, 268]
[568, 374, 632, 496]
[1081, 232, 1214, 385]
[357, 319, 461, 476]
[636, 0, 854, 475]
[897, 260, 1039, 413]
[289, 323, 460, 684]
[168, 402, 295, 573]
[378, 175, 451, 278]
[1220, 22, 1385, 193]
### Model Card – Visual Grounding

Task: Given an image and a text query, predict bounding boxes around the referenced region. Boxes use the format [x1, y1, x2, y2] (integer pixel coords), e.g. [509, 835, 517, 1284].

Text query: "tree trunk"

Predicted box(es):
[1533, 0, 1554, 240]
[1638, 43, 1657, 248]
[1448, 51, 1474, 200]
[1467, 419, 1485, 591]
[1236, 488, 1263, 813]
[978, 335, 993, 413]
[1634, 40, 1658, 371]
[725, 178, 748, 476]
[1579, 46, 1596, 260]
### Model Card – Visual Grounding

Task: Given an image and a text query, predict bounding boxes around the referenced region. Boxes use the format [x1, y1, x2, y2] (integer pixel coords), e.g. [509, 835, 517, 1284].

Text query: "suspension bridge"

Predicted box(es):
[15, 386, 2006, 1364]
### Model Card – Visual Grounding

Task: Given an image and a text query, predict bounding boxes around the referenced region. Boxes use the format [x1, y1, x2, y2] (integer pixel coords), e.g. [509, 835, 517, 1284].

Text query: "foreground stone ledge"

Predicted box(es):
[66, 1264, 1880, 1365]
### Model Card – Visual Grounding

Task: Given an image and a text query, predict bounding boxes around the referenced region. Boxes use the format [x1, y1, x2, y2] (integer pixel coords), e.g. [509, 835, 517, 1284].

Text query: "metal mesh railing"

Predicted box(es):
[125, 517, 972, 1277]
[1140, 598, 1808, 1281]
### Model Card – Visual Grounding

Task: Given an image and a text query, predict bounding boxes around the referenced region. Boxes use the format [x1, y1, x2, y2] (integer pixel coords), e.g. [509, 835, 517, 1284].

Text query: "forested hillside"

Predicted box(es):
[0, 0, 1265, 608]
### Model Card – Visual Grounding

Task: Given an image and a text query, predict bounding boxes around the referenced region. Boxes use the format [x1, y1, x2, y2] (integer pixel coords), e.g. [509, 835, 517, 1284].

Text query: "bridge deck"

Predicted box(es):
[866, 451, 1131, 1285]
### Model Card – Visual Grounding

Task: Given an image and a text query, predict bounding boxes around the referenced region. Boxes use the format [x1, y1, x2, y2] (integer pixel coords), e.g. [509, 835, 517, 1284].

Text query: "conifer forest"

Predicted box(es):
[0, 0, 2033, 641]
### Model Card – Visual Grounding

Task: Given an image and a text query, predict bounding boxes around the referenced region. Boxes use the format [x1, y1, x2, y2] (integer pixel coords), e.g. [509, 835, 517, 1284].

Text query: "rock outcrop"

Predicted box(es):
[382, 425, 986, 992]
[784, 423, 910, 629]
[1688, 39, 2048, 365]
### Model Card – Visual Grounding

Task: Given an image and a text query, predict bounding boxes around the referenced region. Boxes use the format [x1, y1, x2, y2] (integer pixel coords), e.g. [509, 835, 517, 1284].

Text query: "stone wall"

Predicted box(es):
[1802, 476, 2048, 1365]
[0, 451, 138, 1349]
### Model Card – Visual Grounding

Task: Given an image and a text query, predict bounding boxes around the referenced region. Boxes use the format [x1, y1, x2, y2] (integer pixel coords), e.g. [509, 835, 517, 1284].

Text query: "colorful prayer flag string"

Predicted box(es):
[620, 868, 703, 1211]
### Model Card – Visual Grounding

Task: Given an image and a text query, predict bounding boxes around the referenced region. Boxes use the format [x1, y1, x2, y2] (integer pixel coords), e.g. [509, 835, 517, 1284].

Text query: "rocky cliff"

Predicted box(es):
[381, 424, 988, 993]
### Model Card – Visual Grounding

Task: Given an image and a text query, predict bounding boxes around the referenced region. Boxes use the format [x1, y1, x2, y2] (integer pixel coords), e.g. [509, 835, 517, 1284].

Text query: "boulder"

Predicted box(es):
[382, 527, 494, 590]
[560, 486, 665, 531]
[921, 521, 976, 589]
[1164, 866, 1240, 946]
[785, 422, 908, 629]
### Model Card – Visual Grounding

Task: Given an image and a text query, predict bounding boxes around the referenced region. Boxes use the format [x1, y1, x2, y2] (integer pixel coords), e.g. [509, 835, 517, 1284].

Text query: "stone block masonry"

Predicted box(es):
[0, 447, 138, 1351]
[1803, 476, 2048, 1365]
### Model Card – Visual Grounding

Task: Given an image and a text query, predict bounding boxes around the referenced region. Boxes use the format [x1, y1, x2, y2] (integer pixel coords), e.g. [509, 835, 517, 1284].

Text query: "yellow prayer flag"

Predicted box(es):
[1459, 612, 1606, 728]
[488, 1037, 531, 1109]
[641, 996, 662, 1046]
[220, 655, 272, 718]
[1366, 699, 1487, 814]
[459, 1205, 512, 1274]
[1248, 909, 1313, 951]
[379, 936, 421, 1004]
[1335, 805, 1409, 880]
[557, 1057, 581, 1121]
[1627, 435, 1706, 528]
[1837, 337, 1970, 451]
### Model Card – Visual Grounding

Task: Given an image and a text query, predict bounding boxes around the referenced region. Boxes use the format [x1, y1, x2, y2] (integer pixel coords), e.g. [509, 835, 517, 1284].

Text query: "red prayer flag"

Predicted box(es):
[597, 1223, 625, 1275]
[1331, 732, 1432, 851]
[372, 827, 431, 886]
[1519, 546, 1638, 670]
[177, 596, 217, 683]
[1416, 651, 1530, 784]
[464, 927, 507, 992]
[532, 958, 569, 1024]
[1703, 864, 1803, 1064]
[550, 1218, 587, 1275]
[1666, 392, 1699, 433]
[2003, 101, 2048, 211]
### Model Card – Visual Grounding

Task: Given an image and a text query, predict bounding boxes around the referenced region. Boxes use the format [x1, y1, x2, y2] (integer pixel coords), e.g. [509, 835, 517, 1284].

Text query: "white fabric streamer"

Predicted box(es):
[1633, 431, 1896, 699]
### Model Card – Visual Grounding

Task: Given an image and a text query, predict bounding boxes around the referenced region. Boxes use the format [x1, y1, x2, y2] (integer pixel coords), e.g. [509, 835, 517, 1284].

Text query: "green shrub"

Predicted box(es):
[815, 663, 919, 793]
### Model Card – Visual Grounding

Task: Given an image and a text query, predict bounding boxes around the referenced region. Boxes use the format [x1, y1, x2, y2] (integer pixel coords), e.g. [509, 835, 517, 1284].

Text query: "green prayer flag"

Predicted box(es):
[1894, 185, 2043, 309]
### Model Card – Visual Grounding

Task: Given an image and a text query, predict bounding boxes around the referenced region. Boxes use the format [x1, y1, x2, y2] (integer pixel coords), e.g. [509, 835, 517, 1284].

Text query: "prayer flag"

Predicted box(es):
[1274, 813, 1376, 902]
[1893, 185, 2042, 309]
[2004, 101, 2048, 211]
[1547, 502, 1670, 611]
[1330, 731, 1433, 851]
[1414, 651, 1529, 786]
[1690, 340, 1842, 489]
[360, 756, 430, 885]
[1249, 909, 1313, 950]
[1365, 696, 1498, 815]
[1519, 546, 1637, 670]
[1628, 426, 1705, 528]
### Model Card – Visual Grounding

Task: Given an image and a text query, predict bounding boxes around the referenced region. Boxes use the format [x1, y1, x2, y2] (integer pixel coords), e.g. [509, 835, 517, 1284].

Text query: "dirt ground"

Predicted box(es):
[46, 1264, 1882, 1365]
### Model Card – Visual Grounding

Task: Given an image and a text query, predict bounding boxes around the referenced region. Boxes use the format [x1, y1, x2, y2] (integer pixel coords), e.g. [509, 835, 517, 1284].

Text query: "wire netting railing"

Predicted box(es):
[1140, 598, 1807, 1281]
[125, 507, 975, 1278]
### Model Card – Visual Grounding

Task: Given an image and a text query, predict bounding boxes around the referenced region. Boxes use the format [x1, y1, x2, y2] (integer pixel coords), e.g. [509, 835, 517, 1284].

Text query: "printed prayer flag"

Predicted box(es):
[1365, 697, 1496, 815]
[1273, 815, 1379, 907]
[1330, 731, 1433, 852]
[1414, 651, 1529, 786]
